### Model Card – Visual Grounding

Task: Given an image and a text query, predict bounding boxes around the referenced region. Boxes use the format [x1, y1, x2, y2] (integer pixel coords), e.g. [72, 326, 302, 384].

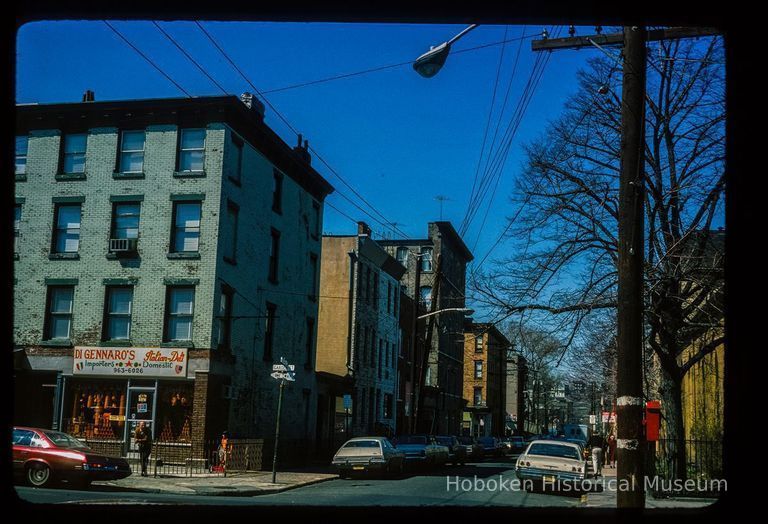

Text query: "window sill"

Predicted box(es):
[41, 339, 73, 348]
[161, 341, 194, 348]
[167, 252, 201, 260]
[173, 171, 207, 178]
[113, 172, 146, 180]
[223, 256, 237, 266]
[49, 253, 80, 260]
[55, 173, 87, 181]
[101, 340, 133, 347]
[15, 174, 27, 182]
[106, 252, 140, 260]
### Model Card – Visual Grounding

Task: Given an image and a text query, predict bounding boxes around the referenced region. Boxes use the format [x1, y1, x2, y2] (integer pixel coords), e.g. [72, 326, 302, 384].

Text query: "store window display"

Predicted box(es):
[156, 385, 193, 442]
[66, 383, 126, 440]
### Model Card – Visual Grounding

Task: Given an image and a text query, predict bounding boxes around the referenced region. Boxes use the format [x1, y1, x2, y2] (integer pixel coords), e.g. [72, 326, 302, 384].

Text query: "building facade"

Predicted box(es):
[462, 323, 508, 437]
[380, 222, 473, 435]
[13, 94, 333, 458]
[504, 351, 527, 435]
[315, 222, 404, 453]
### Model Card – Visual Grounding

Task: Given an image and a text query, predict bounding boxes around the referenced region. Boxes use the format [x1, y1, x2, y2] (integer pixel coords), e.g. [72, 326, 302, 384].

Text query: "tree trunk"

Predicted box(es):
[658, 366, 686, 481]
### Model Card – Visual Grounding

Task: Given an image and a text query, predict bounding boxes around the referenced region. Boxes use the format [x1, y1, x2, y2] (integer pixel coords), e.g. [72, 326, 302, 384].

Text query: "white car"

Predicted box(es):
[515, 439, 587, 485]
[332, 437, 405, 478]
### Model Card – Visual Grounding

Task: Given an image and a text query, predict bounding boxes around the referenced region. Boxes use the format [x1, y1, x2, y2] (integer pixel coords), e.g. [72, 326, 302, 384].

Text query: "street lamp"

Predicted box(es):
[417, 307, 474, 320]
[413, 24, 478, 78]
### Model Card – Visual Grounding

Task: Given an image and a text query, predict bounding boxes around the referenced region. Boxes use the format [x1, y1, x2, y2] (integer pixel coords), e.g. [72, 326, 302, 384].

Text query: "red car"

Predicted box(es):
[12, 426, 132, 489]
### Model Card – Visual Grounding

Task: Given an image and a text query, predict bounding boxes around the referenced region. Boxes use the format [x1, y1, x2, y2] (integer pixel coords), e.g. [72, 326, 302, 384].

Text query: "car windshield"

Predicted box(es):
[396, 436, 427, 445]
[343, 440, 380, 448]
[436, 437, 452, 445]
[527, 443, 581, 460]
[43, 431, 90, 450]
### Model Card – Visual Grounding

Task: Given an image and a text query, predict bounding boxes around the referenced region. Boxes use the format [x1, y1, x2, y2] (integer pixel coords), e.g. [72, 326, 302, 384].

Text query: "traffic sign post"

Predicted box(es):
[271, 357, 295, 484]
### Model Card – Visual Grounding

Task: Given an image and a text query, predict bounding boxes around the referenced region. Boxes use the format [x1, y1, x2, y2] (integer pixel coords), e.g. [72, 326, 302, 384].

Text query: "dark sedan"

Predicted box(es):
[13, 426, 131, 489]
[435, 436, 467, 465]
[477, 436, 503, 458]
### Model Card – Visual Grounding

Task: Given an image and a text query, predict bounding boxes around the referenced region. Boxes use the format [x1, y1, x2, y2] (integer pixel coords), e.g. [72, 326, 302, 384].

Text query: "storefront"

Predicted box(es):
[60, 347, 194, 455]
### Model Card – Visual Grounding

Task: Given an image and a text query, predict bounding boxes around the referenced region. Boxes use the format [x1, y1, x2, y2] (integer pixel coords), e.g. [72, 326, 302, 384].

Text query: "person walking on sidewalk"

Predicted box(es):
[134, 421, 152, 477]
[217, 431, 230, 469]
[607, 434, 617, 468]
[590, 435, 604, 478]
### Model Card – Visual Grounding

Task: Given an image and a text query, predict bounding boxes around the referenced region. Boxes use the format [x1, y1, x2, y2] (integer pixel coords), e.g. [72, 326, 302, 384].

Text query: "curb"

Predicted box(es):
[92, 476, 337, 497]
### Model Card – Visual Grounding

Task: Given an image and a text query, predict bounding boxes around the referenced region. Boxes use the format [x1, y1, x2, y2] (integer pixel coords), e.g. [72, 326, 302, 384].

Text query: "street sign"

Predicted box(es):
[343, 394, 352, 410]
[270, 371, 296, 381]
[272, 364, 295, 372]
[589, 414, 596, 425]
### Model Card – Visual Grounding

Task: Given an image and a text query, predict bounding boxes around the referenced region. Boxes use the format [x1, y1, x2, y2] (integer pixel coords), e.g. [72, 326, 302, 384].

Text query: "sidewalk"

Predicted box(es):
[583, 465, 719, 509]
[92, 467, 338, 497]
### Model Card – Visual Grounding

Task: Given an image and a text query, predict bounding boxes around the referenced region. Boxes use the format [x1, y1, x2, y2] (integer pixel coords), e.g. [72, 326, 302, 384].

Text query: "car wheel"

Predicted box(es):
[26, 463, 53, 488]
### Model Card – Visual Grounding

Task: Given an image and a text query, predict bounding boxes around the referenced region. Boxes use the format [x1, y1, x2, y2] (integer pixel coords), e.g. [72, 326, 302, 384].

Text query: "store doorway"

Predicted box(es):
[124, 383, 157, 455]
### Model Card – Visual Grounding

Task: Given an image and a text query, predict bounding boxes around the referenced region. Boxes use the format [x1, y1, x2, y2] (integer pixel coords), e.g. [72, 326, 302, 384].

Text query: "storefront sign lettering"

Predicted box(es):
[73, 347, 188, 378]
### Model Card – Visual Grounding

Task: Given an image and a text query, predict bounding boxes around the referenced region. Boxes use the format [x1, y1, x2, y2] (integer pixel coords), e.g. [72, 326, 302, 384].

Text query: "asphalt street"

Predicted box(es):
[14, 459, 582, 507]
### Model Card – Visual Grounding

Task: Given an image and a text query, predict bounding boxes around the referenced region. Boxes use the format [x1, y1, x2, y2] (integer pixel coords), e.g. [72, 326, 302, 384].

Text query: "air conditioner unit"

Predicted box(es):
[222, 385, 238, 400]
[109, 238, 138, 253]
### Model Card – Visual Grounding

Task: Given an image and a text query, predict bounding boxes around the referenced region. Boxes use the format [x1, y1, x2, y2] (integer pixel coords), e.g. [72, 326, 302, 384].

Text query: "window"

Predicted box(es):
[311, 201, 321, 238]
[16, 136, 28, 175]
[305, 317, 315, 367]
[62, 134, 87, 174]
[309, 254, 318, 299]
[387, 282, 392, 314]
[474, 387, 483, 406]
[171, 202, 201, 252]
[231, 135, 243, 183]
[420, 247, 433, 272]
[45, 286, 74, 340]
[111, 202, 140, 239]
[371, 330, 377, 367]
[372, 272, 379, 307]
[264, 302, 277, 360]
[384, 394, 393, 419]
[224, 202, 239, 262]
[272, 169, 283, 213]
[269, 229, 281, 283]
[475, 360, 483, 379]
[419, 286, 432, 309]
[364, 266, 371, 302]
[475, 335, 484, 352]
[53, 204, 81, 253]
[14, 205, 21, 253]
[179, 129, 206, 172]
[119, 131, 146, 173]
[104, 287, 133, 341]
[164, 287, 195, 342]
[396, 246, 408, 265]
[394, 285, 399, 318]
[378, 339, 383, 378]
[217, 286, 233, 350]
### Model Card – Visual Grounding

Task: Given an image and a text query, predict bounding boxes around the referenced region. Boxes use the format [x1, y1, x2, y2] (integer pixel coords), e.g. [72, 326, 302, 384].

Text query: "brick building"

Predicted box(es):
[315, 222, 404, 454]
[380, 222, 473, 435]
[462, 322, 509, 437]
[13, 94, 333, 458]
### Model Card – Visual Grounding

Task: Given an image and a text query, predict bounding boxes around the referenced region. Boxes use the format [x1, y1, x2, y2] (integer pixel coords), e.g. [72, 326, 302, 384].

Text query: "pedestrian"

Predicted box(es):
[218, 431, 230, 468]
[602, 436, 609, 468]
[134, 421, 152, 477]
[607, 434, 617, 468]
[591, 436, 603, 478]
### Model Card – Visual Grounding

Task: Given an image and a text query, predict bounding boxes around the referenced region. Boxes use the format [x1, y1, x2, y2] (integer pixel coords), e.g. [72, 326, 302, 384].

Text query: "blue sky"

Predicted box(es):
[16, 20, 604, 320]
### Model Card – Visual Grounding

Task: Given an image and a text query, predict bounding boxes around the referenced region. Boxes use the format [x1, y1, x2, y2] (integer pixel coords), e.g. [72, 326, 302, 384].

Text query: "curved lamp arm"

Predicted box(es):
[413, 24, 479, 78]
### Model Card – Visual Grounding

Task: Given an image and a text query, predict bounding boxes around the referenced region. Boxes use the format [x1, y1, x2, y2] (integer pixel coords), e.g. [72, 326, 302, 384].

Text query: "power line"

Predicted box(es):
[152, 21, 230, 95]
[193, 21, 410, 241]
[103, 20, 193, 98]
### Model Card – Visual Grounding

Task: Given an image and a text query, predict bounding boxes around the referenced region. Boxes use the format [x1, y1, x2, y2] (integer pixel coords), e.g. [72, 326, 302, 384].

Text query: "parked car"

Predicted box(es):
[515, 439, 587, 487]
[331, 437, 405, 478]
[509, 436, 527, 454]
[457, 436, 483, 460]
[12, 426, 131, 489]
[391, 435, 449, 468]
[435, 436, 467, 465]
[477, 436, 503, 458]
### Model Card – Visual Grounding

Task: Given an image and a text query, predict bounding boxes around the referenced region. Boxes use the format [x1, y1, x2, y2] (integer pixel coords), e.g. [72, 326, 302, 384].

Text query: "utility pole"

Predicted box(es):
[408, 253, 422, 434]
[531, 25, 719, 508]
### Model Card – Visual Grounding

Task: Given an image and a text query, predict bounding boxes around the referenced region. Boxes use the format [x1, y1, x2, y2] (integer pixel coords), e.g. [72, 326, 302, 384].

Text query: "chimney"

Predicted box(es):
[239, 92, 265, 121]
[82, 90, 95, 102]
[357, 221, 372, 237]
[293, 133, 312, 165]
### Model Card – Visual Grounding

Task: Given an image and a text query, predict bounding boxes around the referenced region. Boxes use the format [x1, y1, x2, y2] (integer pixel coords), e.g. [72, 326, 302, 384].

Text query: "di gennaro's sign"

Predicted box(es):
[73, 347, 188, 378]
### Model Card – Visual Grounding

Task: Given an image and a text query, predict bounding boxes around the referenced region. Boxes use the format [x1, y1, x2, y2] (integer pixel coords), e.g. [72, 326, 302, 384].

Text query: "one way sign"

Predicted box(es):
[271, 371, 296, 381]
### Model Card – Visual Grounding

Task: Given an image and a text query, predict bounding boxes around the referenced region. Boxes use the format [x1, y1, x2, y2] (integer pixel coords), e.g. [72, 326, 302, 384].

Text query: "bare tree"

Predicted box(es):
[473, 35, 725, 479]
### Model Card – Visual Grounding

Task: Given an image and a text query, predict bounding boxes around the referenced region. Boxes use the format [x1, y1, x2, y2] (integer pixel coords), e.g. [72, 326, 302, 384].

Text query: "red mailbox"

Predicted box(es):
[645, 400, 661, 441]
